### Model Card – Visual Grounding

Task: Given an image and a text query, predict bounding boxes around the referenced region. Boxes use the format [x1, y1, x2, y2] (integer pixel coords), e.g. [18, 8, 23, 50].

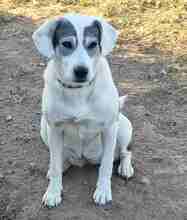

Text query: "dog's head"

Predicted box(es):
[33, 14, 118, 87]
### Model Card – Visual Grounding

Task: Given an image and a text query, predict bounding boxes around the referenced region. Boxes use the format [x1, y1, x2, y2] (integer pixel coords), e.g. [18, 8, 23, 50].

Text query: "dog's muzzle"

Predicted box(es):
[57, 77, 95, 89]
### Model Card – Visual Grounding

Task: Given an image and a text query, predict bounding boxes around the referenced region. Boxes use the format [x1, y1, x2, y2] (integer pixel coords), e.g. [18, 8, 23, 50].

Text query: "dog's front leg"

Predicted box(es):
[42, 126, 63, 208]
[93, 121, 118, 205]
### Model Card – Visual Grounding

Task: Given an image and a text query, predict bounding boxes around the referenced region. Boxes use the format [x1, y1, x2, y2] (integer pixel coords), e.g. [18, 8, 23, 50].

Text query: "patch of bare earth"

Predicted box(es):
[0, 17, 186, 220]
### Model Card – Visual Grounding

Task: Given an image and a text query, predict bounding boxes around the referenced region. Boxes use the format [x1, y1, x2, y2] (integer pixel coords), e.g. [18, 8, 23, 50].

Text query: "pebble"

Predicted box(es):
[6, 115, 13, 121]
[140, 176, 151, 185]
[29, 162, 36, 169]
[0, 173, 4, 179]
[6, 169, 15, 175]
[39, 62, 45, 67]
[82, 180, 88, 185]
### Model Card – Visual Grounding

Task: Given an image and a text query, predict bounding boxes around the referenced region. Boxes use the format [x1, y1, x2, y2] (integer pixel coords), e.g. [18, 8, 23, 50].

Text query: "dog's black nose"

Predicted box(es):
[74, 66, 88, 82]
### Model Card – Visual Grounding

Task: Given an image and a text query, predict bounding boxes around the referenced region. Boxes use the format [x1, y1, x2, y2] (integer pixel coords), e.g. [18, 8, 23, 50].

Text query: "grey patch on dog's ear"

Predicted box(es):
[52, 19, 77, 57]
[92, 20, 102, 51]
[97, 18, 119, 56]
[83, 20, 102, 57]
[52, 19, 77, 48]
[84, 20, 102, 51]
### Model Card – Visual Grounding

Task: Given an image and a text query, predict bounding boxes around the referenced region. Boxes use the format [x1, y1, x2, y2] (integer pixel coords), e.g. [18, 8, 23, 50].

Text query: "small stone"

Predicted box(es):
[161, 69, 167, 75]
[39, 62, 45, 67]
[0, 173, 4, 179]
[82, 180, 88, 185]
[145, 112, 150, 116]
[6, 169, 15, 175]
[140, 176, 151, 185]
[6, 115, 13, 121]
[29, 162, 36, 169]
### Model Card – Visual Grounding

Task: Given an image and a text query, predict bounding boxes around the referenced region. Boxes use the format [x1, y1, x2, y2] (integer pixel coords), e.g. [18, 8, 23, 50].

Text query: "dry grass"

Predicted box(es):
[0, 0, 187, 56]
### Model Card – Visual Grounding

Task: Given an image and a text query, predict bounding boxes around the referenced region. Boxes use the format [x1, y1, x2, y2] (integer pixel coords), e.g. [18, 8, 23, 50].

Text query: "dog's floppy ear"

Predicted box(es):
[32, 18, 59, 58]
[98, 19, 118, 56]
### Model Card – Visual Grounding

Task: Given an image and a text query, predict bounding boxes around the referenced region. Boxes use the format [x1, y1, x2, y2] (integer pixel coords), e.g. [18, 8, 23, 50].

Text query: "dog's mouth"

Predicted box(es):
[57, 78, 95, 89]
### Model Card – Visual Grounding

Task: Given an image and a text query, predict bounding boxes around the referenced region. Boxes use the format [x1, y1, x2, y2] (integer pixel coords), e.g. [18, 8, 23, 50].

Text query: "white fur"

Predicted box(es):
[32, 18, 59, 58]
[32, 14, 133, 207]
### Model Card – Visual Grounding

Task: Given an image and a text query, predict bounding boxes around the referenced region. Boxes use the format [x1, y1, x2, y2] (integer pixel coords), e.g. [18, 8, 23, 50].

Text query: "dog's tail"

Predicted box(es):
[119, 95, 128, 110]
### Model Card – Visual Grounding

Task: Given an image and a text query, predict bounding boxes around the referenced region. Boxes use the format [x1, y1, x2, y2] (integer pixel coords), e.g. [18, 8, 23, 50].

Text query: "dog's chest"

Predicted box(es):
[60, 118, 104, 165]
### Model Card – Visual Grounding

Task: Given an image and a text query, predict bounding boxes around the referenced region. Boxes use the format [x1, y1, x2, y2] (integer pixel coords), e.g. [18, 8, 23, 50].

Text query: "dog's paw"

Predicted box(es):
[118, 152, 134, 179]
[42, 177, 62, 208]
[93, 181, 112, 205]
[42, 188, 62, 208]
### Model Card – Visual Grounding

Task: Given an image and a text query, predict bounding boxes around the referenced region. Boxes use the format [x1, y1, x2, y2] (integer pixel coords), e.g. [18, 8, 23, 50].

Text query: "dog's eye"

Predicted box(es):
[62, 41, 73, 49]
[87, 42, 97, 50]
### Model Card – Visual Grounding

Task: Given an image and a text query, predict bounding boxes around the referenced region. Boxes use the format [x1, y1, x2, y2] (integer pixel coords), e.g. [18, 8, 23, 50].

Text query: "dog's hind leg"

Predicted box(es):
[40, 115, 48, 146]
[117, 113, 134, 178]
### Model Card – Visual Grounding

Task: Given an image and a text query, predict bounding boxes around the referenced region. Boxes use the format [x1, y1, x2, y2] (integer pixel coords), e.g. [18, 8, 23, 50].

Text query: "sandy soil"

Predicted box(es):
[0, 16, 187, 220]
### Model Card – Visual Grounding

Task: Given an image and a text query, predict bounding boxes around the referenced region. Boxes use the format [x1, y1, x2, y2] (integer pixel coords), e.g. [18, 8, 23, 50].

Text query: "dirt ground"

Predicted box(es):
[0, 16, 187, 220]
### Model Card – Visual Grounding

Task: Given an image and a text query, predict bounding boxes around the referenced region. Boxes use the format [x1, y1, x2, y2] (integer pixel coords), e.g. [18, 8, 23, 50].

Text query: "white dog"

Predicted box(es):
[32, 14, 134, 208]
